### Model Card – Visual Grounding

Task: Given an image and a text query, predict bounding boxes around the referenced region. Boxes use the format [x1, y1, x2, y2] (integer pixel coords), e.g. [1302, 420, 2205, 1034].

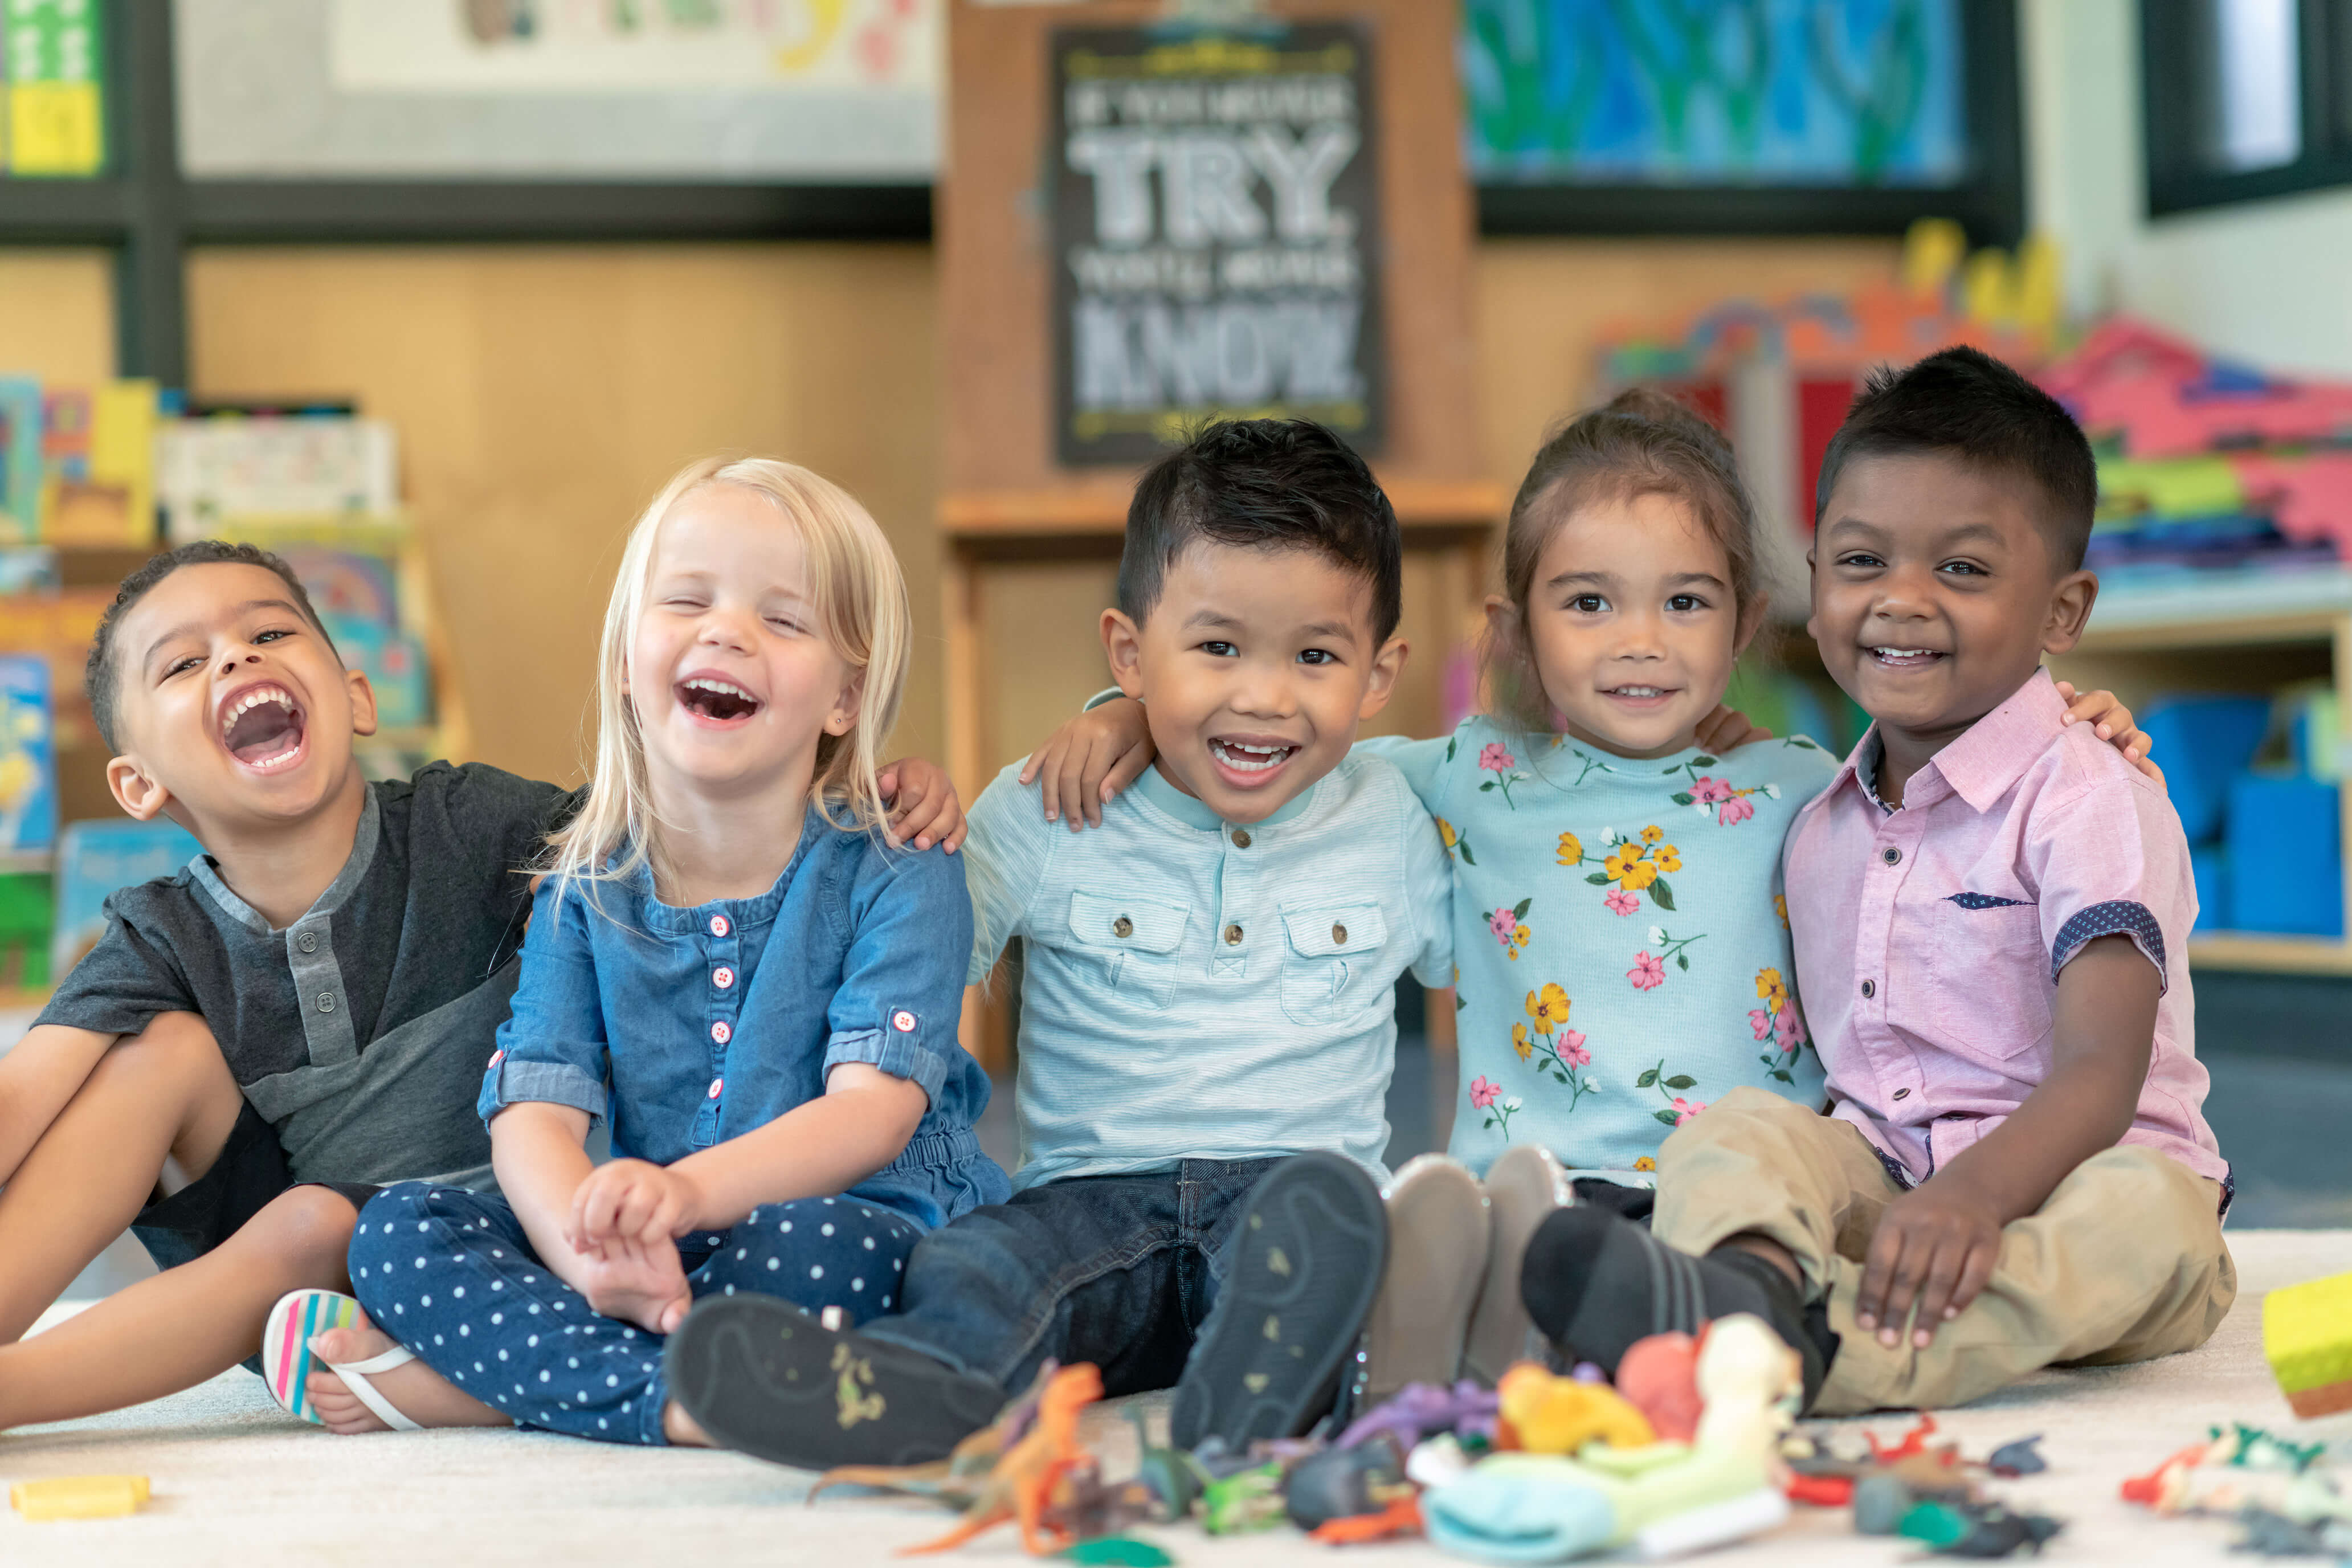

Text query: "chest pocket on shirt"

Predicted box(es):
[1927, 900, 2050, 1063]
[1277, 902, 1388, 1026]
[1059, 891, 1190, 1008]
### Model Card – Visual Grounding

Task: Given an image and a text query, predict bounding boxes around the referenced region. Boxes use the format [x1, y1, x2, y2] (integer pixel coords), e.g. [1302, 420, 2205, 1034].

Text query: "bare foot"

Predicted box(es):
[575, 1238, 693, 1336]
[662, 1399, 712, 1447]
[305, 1314, 512, 1435]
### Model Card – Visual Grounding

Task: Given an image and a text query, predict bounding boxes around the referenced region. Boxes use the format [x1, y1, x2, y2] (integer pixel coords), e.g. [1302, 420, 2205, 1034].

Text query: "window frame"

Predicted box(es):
[2143, 0, 2352, 217]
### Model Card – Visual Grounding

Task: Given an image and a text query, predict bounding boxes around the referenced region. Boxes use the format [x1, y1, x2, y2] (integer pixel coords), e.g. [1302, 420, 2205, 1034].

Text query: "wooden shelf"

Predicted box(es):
[2188, 932, 2352, 975]
[2077, 569, 2352, 653]
[941, 477, 1508, 538]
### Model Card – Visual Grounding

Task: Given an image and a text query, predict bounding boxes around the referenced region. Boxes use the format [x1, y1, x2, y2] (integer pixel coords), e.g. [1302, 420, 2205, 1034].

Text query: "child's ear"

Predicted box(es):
[1357, 635, 1410, 721]
[107, 753, 173, 822]
[1481, 594, 1516, 646]
[344, 667, 379, 738]
[2040, 567, 2100, 656]
[1732, 594, 1770, 659]
[1100, 608, 1146, 699]
[824, 669, 865, 737]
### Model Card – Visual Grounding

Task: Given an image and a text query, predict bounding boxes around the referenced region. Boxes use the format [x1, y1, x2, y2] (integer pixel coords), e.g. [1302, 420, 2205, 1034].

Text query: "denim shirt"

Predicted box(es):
[479, 803, 1009, 1228]
[965, 753, 1454, 1190]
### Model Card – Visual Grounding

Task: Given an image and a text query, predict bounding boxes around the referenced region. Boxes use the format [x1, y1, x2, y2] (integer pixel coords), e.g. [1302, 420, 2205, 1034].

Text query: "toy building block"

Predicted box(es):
[2263, 1272, 2352, 1419]
[10, 1475, 149, 1520]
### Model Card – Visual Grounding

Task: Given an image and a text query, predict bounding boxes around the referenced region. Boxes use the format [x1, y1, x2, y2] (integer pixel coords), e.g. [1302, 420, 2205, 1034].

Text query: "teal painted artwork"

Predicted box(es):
[1462, 0, 1967, 186]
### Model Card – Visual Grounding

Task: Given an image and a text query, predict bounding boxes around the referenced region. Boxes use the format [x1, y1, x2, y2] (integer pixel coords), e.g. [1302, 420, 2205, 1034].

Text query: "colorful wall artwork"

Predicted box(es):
[1461, 0, 1967, 187]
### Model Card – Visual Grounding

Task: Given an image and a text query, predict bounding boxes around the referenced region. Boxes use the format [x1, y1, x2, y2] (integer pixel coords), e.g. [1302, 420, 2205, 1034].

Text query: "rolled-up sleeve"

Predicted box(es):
[477, 879, 611, 1126]
[820, 842, 975, 1108]
[2026, 777, 2187, 994]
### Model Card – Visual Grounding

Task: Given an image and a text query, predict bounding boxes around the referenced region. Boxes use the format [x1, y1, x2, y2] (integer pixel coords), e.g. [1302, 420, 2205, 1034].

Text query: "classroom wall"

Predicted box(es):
[0, 235, 1898, 786]
[0, 251, 113, 385]
[185, 245, 942, 789]
[2024, 0, 2352, 377]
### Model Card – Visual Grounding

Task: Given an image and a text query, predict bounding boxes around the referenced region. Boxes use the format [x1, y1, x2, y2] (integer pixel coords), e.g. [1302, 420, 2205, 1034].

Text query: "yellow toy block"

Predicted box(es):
[9, 1474, 149, 1521]
[2263, 1271, 2352, 1419]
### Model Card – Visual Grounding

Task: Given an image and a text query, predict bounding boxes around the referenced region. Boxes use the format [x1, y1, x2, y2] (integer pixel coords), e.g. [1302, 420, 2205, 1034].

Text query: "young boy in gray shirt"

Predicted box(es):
[0, 540, 966, 1431]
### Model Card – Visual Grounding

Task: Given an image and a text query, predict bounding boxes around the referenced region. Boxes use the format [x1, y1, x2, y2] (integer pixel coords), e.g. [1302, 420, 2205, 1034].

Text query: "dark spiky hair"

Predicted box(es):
[86, 540, 340, 752]
[1815, 345, 2098, 571]
[1118, 418, 1402, 643]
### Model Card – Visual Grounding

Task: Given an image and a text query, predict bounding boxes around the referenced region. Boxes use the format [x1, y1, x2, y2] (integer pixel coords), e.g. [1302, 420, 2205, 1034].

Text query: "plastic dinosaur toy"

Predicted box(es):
[1122, 1408, 1203, 1521]
[1897, 1500, 2064, 1558]
[808, 1360, 1063, 1509]
[1284, 1435, 1408, 1531]
[1307, 1493, 1422, 1545]
[1335, 1380, 1499, 1452]
[1494, 1363, 1656, 1454]
[1616, 1332, 1702, 1443]
[900, 1362, 1105, 1557]
[1987, 1435, 2046, 1478]
[1199, 1460, 1287, 1535]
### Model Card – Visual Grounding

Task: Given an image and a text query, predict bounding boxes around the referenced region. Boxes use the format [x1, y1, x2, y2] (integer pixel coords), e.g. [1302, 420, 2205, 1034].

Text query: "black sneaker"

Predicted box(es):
[1169, 1151, 1386, 1451]
[663, 1295, 1006, 1469]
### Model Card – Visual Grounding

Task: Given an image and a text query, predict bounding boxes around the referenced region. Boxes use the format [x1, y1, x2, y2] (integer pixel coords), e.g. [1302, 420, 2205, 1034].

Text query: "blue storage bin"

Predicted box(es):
[2143, 696, 2273, 843]
[2224, 774, 2343, 937]
[2190, 842, 2228, 933]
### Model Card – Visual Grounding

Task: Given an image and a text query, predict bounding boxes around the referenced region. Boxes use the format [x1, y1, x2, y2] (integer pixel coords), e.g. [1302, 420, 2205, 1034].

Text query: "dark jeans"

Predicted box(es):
[861, 1157, 1280, 1398]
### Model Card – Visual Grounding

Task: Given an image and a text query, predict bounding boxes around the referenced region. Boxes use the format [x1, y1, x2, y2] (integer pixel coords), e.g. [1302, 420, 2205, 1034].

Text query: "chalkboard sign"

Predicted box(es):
[1050, 23, 1385, 466]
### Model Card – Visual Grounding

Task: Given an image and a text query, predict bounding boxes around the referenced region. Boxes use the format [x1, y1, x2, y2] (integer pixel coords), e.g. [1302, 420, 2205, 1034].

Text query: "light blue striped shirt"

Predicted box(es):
[965, 753, 1455, 1189]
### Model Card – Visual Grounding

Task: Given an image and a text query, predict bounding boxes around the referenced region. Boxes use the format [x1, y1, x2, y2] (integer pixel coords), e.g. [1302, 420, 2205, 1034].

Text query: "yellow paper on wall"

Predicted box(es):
[8, 80, 104, 177]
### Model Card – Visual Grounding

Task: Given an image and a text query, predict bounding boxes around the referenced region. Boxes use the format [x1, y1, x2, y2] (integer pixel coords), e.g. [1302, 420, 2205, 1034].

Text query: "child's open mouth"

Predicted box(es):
[676, 676, 762, 726]
[1602, 684, 1677, 708]
[219, 684, 307, 771]
[1868, 646, 1947, 669]
[1208, 736, 1296, 787]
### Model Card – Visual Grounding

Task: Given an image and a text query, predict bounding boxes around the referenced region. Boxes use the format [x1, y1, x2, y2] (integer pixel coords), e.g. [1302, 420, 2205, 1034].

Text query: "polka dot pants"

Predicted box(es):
[349, 1181, 922, 1445]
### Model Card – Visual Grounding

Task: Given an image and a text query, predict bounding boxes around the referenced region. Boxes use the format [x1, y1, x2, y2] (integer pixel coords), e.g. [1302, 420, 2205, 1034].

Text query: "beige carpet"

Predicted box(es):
[3, 1230, 2349, 1567]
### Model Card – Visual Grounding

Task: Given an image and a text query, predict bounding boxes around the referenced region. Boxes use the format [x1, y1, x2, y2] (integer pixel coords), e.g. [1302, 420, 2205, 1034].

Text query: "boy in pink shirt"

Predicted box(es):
[1516, 346, 2235, 1413]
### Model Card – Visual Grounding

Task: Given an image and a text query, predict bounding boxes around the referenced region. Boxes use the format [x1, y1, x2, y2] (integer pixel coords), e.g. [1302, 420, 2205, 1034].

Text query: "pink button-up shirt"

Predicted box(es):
[1783, 669, 2224, 1186]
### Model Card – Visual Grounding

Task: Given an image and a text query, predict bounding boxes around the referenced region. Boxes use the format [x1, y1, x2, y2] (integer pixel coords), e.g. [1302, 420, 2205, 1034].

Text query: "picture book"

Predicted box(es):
[156, 418, 398, 541]
[0, 656, 58, 857]
[0, 379, 41, 542]
[51, 817, 202, 979]
[40, 381, 158, 547]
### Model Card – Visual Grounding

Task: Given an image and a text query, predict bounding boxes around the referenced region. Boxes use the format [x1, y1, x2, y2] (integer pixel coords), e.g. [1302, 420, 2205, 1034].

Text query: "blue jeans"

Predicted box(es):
[351, 1182, 923, 1444]
[861, 1157, 1280, 1398]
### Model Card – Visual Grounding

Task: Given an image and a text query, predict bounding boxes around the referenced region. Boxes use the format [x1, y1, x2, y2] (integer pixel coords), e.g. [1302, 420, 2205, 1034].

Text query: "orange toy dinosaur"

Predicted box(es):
[901, 1362, 1105, 1557]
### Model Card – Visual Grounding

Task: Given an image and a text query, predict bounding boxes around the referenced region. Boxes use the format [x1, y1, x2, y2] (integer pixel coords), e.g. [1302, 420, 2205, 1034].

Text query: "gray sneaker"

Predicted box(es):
[1463, 1142, 1576, 1385]
[1351, 1154, 1489, 1412]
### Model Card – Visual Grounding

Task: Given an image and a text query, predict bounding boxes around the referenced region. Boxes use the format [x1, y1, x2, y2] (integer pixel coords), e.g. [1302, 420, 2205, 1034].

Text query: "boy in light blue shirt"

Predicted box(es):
[666, 419, 1453, 1470]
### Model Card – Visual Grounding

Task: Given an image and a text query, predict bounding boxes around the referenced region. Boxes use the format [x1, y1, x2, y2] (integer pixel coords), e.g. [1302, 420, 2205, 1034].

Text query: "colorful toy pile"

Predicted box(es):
[810, 1316, 2072, 1562]
[2122, 1422, 2351, 1557]
[2043, 320, 2352, 579]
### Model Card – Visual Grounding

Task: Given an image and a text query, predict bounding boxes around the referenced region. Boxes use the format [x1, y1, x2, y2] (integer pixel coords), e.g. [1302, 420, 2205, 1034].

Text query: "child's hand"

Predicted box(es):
[878, 757, 966, 852]
[567, 1157, 703, 1252]
[1694, 704, 1773, 753]
[574, 1231, 693, 1335]
[1019, 697, 1155, 830]
[1853, 1182, 2004, 1349]
[2055, 681, 2165, 790]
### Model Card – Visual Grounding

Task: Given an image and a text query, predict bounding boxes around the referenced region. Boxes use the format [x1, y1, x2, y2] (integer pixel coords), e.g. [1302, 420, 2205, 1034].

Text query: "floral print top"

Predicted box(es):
[1359, 717, 1835, 1181]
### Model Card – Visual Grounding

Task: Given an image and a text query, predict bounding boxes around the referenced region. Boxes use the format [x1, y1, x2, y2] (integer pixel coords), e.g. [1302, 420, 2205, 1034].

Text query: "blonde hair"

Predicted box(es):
[545, 455, 911, 900]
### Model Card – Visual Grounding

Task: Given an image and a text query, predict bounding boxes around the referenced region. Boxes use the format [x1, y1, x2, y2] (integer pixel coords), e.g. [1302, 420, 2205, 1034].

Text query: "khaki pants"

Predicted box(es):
[1653, 1087, 2236, 1414]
